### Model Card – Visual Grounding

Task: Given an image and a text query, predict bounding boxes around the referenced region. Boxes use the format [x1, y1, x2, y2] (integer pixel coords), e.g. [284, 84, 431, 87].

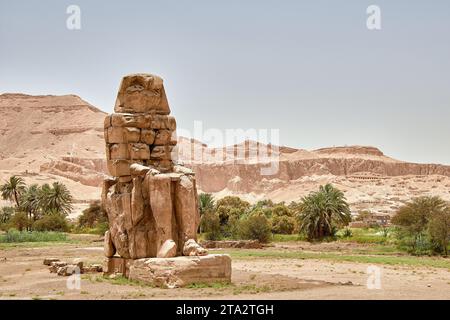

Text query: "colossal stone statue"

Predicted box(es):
[102, 73, 207, 260]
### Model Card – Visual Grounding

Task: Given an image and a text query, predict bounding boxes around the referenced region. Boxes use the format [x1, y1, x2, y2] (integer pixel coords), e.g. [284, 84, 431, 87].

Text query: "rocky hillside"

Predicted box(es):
[0, 94, 107, 216]
[1, 93, 449, 216]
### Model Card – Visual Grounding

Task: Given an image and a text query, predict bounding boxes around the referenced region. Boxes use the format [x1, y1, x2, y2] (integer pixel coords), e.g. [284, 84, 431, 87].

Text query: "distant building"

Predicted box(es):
[350, 212, 391, 228]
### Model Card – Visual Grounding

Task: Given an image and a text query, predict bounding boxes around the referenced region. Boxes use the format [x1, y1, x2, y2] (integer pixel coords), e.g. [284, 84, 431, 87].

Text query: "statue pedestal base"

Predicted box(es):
[103, 254, 232, 288]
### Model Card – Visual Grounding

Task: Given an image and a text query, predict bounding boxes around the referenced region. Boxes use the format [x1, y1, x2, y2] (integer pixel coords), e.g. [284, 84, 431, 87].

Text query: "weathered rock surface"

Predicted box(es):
[103, 254, 231, 288]
[43, 258, 60, 266]
[183, 239, 208, 256]
[157, 239, 177, 258]
[46, 258, 103, 276]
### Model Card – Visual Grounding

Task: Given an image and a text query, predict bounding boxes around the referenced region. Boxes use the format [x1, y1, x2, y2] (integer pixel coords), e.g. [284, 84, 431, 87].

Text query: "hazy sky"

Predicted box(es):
[1, 0, 449, 164]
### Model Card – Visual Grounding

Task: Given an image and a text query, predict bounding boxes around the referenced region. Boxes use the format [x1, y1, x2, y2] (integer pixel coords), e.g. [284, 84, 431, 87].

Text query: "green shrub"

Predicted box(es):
[341, 228, 353, 238]
[33, 213, 69, 232]
[9, 212, 32, 231]
[0, 206, 14, 224]
[200, 212, 222, 240]
[0, 229, 67, 243]
[271, 215, 295, 234]
[215, 196, 250, 225]
[77, 200, 107, 228]
[238, 215, 271, 243]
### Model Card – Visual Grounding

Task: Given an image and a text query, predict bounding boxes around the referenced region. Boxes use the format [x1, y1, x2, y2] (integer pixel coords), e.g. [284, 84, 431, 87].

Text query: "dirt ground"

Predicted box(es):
[1, 237, 449, 300]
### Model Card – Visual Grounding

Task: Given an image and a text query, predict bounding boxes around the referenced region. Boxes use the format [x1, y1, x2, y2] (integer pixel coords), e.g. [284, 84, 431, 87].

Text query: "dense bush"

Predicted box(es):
[72, 201, 109, 235]
[8, 212, 31, 231]
[271, 215, 295, 234]
[237, 214, 271, 243]
[215, 196, 250, 225]
[77, 201, 107, 227]
[392, 196, 450, 255]
[200, 211, 222, 240]
[0, 206, 14, 224]
[33, 212, 69, 232]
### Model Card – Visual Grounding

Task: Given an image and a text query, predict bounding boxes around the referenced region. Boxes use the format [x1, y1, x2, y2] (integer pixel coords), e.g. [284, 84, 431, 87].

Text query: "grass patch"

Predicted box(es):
[232, 284, 271, 295]
[272, 234, 305, 242]
[0, 241, 76, 249]
[218, 248, 450, 270]
[337, 228, 391, 244]
[83, 274, 154, 287]
[186, 281, 232, 289]
[0, 230, 67, 243]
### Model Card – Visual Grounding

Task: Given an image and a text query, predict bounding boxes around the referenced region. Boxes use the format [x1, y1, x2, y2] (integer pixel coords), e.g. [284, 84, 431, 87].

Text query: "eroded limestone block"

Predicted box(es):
[150, 145, 172, 160]
[107, 159, 130, 177]
[43, 258, 60, 266]
[128, 143, 150, 160]
[106, 127, 141, 143]
[49, 261, 68, 273]
[109, 143, 128, 159]
[141, 129, 156, 144]
[128, 254, 232, 288]
[111, 113, 150, 129]
[114, 74, 170, 114]
[130, 163, 150, 176]
[154, 129, 172, 145]
[150, 115, 176, 130]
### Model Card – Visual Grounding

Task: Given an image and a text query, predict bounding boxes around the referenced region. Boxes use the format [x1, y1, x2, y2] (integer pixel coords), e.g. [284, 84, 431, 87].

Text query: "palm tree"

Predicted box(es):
[0, 176, 26, 208]
[298, 184, 351, 241]
[198, 193, 215, 216]
[41, 182, 73, 215]
[20, 184, 42, 222]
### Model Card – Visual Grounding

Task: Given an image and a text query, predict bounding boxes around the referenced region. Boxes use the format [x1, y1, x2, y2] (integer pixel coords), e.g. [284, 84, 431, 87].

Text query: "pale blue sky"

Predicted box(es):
[1, 0, 449, 164]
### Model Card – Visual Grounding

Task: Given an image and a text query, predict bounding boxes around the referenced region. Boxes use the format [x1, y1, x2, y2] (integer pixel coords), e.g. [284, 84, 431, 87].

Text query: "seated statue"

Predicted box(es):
[102, 73, 207, 259]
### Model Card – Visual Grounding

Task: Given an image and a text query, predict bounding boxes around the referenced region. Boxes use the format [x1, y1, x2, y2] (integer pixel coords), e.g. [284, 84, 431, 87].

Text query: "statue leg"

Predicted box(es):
[175, 175, 207, 256]
[148, 173, 176, 257]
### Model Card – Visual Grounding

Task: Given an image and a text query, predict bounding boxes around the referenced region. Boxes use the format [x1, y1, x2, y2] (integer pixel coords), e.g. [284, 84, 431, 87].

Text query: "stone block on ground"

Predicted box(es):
[128, 254, 231, 288]
[49, 261, 68, 273]
[43, 258, 60, 266]
[83, 264, 103, 273]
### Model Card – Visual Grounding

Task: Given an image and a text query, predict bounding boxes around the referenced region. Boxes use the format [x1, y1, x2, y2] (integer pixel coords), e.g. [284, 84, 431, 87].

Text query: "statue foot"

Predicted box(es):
[157, 239, 177, 258]
[183, 239, 208, 256]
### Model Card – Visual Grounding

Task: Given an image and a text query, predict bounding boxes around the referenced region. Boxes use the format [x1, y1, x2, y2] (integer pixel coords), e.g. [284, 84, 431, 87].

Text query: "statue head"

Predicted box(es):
[114, 73, 170, 114]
